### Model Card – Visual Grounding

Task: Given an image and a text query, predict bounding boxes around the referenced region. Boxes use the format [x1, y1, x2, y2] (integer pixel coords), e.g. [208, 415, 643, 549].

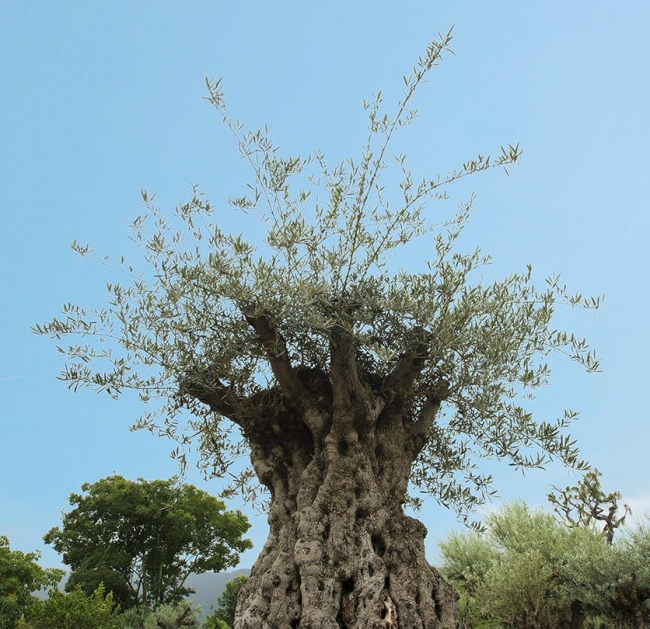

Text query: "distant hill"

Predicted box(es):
[186, 568, 251, 617]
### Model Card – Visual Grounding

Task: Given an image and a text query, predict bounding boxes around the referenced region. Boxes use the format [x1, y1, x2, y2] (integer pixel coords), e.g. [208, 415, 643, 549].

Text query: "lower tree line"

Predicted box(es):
[2, 473, 648, 628]
[1, 475, 251, 629]
[0, 557, 246, 629]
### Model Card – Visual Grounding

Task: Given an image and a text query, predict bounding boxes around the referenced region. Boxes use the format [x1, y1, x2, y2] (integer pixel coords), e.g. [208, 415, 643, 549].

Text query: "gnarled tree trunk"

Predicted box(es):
[184, 319, 458, 628]
[238, 447, 456, 628]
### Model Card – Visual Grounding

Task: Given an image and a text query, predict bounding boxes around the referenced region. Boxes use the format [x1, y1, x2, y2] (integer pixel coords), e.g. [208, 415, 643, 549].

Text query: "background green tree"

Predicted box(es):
[204, 574, 248, 629]
[36, 31, 601, 627]
[0, 536, 63, 629]
[43, 476, 252, 609]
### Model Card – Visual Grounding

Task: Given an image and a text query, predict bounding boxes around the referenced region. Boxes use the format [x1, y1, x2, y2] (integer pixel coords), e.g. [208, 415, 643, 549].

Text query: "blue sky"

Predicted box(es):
[1, 1, 649, 571]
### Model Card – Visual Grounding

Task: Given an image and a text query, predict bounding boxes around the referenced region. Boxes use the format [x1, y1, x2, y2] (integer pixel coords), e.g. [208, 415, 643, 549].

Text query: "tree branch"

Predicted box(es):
[329, 326, 380, 424]
[179, 371, 241, 421]
[406, 380, 450, 452]
[382, 329, 431, 402]
[243, 304, 324, 429]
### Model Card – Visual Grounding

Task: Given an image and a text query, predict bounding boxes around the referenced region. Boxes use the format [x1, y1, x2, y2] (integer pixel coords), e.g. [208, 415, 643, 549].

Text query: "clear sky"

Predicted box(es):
[1, 1, 649, 571]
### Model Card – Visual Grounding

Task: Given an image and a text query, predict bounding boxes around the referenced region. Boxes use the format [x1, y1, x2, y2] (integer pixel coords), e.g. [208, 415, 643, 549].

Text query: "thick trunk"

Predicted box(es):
[554, 600, 586, 629]
[568, 600, 586, 629]
[184, 319, 458, 628]
[235, 409, 457, 628]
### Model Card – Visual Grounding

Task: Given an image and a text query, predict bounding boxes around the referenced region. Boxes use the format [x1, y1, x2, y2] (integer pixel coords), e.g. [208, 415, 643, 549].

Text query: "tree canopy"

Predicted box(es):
[43, 476, 252, 609]
[35, 31, 603, 627]
[35, 30, 600, 518]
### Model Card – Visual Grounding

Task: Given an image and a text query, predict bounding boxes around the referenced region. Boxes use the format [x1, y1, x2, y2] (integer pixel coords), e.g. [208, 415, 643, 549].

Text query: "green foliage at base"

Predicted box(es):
[440, 501, 650, 629]
[121, 601, 201, 629]
[202, 616, 230, 629]
[25, 584, 123, 629]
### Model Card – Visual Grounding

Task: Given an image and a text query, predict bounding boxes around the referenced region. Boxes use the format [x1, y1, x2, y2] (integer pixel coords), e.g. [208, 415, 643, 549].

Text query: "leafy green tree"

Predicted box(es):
[43, 476, 252, 609]
[0, 536, 63, 629]
[202, 616, 229, 629]
[440, 502, 606, 629]
[204, 574, 248, 629]
[26, 584, 123, 629]
[36, 31, 601, 628]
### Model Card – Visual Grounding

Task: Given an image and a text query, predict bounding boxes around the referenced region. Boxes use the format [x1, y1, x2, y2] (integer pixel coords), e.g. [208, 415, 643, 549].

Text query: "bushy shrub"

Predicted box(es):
[202, 615, 230, 629]
[26, 583, 123, 629]
[0, 536, 62, 629]
[121, 601, 201, 629]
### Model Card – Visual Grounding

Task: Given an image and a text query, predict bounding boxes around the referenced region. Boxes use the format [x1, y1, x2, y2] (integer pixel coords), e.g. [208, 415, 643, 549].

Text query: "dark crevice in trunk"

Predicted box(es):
[336, 578, 356, 628]
[432, 590, 442, 622]
[372, 533, 387, 557]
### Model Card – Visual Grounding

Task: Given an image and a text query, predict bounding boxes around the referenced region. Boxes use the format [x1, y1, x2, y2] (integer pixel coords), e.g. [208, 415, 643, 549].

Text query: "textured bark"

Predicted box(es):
[236, 442, 457, 628]
[183, 320, 458, 628]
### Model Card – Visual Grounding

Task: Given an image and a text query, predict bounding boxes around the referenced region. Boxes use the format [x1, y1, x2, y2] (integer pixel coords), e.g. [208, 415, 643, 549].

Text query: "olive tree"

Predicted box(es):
[35, 31, 600, 628]
[563, 524, 650, 629]
[548, 469, 631, 544]
[440, 502, 607, 629]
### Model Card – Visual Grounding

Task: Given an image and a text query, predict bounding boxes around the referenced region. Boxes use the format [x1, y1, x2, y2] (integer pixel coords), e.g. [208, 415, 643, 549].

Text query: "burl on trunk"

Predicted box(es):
[184, 317, 458, 629]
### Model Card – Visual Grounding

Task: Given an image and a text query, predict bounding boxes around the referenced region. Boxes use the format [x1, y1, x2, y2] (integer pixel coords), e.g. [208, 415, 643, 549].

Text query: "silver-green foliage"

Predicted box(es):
[121, 601, 201, 629]
[440, 502, 606, 629]
[442, 502, 650, 629]
[563, 523, 650, 628]
[141, 602, 200, 629]
[34, 30, 600, 517]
